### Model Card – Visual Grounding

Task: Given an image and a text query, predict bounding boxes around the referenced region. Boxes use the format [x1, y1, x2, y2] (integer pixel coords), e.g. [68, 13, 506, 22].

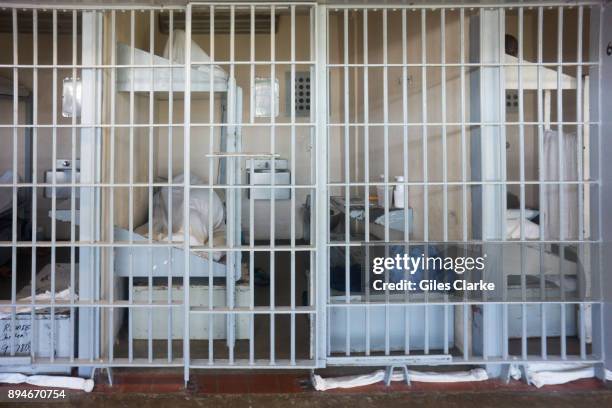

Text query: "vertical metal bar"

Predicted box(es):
[343, 8, 350, 357]
[207, 5, 215, 366]
[499, 8, 507, 246]
[326, 11, 331, 363]
[421, 9, 428, 243]
[30, 8, 38, 361]
[557, 6, 567, 360]
[518, 9, 526, 241]
[441, 9, 448, 242]
[249, 5, 255, 124]
[479, 8, 506, 369]
[183, 3, 192, 385]
[270, 4, 276, 364]
[249, 158, 255, 365]
[290, 4, 297, 366]
[402, 8, 409, 243]
[248, 5, 255, 367]
[518, 6, 528, 362]
[79, 10, 101, 375]
[460, 8, 468, 362]
[577, 9, 584, 237]
[228, 3, 236, 366]
[10, 7, 17, 357]
[580, 303, 587, 359]
[420, 11, 430, 352]
[440, 9, 450, 356]
[536, 6, 547, 360]
[362, 8, 371, 357]
[128, 9, 135, 363]
[109, 9, 116, 364]
[147, 9, 155, 364]
[315, 3, 329, 366]
[595, 3, 604, 365]
[576, 6, 586, 361]
[382, 8, 391, 357]
[460, 8, 467, 243]
[463, 303, 469, 360]
[167, 9, 174, 364]
[308, 7, 316, 363]
[50, 9, 58, 363]
[401, 8, 410, 356]
[383, 9, 389, 243]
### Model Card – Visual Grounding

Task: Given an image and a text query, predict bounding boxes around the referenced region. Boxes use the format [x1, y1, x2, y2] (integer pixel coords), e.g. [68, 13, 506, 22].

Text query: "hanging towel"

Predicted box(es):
[542, 130, 579, 240]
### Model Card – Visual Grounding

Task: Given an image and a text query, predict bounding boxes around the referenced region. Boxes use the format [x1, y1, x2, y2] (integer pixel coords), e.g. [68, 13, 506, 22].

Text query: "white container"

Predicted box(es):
[329, 298, 453, 352]
[0, 314, 72, 374]
[376, 175, 392, 207]
[394, 176, 405, 208]
[132, 284, 251, 340]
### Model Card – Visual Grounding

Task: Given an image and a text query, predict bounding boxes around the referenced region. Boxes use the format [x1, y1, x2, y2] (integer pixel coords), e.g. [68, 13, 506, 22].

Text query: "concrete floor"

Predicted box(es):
[4, 389, 612, 408]
[2, 367, 612, 407]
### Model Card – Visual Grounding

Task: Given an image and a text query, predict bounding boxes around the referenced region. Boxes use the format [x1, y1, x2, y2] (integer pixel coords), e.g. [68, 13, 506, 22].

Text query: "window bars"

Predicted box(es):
[0, 1, 605, 382]
[325, 3, 602, 369]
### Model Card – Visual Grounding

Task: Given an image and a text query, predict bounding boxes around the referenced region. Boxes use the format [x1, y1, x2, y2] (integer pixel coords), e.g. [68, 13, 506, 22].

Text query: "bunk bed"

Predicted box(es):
[113, 41, 243, 282]
[328, 54, 590, 353]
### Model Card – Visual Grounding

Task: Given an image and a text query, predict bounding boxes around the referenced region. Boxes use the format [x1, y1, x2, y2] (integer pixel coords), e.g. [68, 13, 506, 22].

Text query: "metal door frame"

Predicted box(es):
[0, 0, 610, 385]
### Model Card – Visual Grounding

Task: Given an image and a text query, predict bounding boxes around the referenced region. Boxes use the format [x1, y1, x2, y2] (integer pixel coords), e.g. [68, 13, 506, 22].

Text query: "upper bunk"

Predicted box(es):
[116, 42, 230, 94]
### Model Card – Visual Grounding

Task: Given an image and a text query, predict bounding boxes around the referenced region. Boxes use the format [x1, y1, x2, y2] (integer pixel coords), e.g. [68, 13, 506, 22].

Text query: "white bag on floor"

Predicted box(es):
[0, 373, 94, 392]
[312, 368, 488, 391]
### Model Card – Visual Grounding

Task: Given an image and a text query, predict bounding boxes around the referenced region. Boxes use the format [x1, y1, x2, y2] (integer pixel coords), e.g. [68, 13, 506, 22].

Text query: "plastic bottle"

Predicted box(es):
[394, 176, 405, 208]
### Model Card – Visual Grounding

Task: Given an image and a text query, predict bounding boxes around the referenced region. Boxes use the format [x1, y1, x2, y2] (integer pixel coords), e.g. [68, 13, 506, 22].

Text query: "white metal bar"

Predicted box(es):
[147, 9, 155, 364]
[362, 8, 371, 357]
[248, 5, 255, 366]
[343, 8, 350, 357]
[167, 8, 174, 363]
[421, 9, 428, 243]
[576, 6, 587, 360]
[460, 9, 467, 243]
[316, 3, 329, 366]
[290, 4, 297, 366]
[270, 4, 276, 364]
[128, 9, 135, 363]
[207, 4, 215, 366]
[249, 5, 255, 124]
[401, 8, 410, 355]
[499, 9, 507, 247]
[536, 7, 546, 362]
[441, 9, 448, 242]
[383, 9, 389, 243]
[10, 7, 18, 357]
[228, 3, 236, 365]
[383, 9, 391, 357]
[183, 3, 192, 384]
[518, 6, 528, 363]
[78, 11, 102, 373]
[556, 6, 567, 360]
[30, 7, 39, 361]
[109, 9, 116, 363]
[50, 8, 58, 363]
[577, 6, 584, 242]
